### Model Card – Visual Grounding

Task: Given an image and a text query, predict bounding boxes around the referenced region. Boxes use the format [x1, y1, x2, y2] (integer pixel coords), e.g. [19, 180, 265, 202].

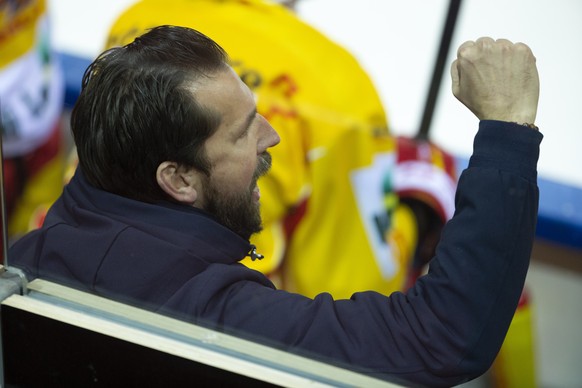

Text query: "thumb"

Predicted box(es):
[450, 59, 460, 97]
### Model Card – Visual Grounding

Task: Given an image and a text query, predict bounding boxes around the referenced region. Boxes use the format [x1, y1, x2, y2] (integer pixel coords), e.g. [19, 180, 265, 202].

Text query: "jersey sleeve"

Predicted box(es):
[394, 136, 458, 223]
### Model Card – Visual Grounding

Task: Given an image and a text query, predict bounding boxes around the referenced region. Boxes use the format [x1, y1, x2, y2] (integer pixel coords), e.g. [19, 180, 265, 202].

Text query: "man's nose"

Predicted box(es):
[258, 115, 280, 152]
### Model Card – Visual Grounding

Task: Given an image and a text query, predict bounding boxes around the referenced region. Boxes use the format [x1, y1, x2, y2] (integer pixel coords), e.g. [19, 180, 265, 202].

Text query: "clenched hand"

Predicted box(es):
[451, 37, 539, 125]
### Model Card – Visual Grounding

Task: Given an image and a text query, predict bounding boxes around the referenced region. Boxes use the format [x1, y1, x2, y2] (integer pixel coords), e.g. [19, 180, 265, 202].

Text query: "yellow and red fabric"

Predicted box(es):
[107, 0, 457, 298]
[0, 0, 65, 244]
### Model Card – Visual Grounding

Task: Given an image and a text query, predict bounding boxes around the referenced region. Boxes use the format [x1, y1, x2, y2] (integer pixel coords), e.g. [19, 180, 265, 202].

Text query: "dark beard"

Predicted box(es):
[203, 152, 272, 240]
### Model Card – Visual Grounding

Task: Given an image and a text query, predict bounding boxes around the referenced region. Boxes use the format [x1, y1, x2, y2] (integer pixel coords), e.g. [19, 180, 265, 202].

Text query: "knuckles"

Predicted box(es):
[457, 38, 536, 65]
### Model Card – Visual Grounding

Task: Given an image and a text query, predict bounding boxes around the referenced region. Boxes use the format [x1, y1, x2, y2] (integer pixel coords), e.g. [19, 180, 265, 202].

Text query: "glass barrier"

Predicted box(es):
[1, 277, 399, 387]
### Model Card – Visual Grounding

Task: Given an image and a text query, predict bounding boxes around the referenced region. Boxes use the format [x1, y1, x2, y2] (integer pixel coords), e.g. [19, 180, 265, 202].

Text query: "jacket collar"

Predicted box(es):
[60, 168, 254, 265]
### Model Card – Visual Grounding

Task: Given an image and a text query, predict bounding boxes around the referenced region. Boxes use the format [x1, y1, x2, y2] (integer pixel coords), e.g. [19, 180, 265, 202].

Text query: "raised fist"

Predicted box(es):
[451, 37, 539, 125]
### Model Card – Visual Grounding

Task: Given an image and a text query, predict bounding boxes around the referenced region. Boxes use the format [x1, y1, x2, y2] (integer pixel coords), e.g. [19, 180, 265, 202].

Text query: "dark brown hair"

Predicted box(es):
[71, 25, 229, 202]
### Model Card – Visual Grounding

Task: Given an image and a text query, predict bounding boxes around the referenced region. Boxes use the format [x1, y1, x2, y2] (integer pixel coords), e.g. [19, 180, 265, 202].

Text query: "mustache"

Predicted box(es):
[254, 152, 272, 180]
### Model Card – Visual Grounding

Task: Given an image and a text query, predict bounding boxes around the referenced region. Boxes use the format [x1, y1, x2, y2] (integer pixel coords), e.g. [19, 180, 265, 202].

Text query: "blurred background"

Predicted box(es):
[10, 0, 582, 386]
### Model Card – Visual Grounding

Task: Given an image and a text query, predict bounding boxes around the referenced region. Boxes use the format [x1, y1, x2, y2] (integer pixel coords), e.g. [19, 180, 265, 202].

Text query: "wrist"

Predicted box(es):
[512, 122, 539, 131]
[480, 108, 537, 126]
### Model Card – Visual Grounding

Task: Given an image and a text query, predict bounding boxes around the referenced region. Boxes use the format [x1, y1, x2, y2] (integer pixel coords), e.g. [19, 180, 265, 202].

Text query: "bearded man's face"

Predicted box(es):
[202, 152, 272, 240]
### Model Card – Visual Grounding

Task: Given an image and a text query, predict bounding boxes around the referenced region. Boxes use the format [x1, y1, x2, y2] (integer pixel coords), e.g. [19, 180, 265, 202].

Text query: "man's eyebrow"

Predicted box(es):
[240, 107, 257, 135]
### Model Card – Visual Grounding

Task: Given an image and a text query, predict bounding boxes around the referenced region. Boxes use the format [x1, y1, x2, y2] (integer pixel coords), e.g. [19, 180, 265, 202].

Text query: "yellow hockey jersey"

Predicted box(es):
[107, 0, 457, 299]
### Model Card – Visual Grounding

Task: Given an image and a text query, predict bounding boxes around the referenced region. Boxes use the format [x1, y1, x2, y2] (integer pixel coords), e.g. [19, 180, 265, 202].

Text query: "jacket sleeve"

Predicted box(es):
[184, 121, 542, 387]
[372, 120, 542, 384]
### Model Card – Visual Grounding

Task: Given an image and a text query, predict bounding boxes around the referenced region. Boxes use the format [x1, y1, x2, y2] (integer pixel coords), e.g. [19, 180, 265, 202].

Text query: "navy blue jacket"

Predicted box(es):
[10, 121, 542, 386]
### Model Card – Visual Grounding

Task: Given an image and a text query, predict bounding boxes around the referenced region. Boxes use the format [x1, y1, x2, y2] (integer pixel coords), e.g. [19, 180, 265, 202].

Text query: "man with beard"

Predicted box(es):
[8, 26, 542, 386]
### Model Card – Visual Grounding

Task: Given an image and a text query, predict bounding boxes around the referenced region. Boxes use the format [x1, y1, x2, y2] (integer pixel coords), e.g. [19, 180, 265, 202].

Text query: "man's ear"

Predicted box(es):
[156, 161, 200, 205]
